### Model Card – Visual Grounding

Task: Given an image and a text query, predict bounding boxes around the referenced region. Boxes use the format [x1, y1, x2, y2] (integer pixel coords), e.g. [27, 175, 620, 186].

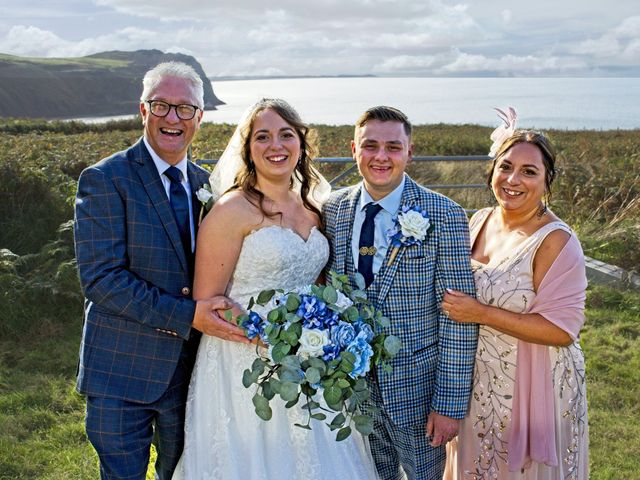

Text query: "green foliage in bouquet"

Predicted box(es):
[238, 271, 401, 441]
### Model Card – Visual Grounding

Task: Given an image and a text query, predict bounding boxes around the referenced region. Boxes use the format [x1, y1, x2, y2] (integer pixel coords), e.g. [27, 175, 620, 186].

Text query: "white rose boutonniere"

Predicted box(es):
[385, 205, 433, 266]
[195, 184, 214, 225]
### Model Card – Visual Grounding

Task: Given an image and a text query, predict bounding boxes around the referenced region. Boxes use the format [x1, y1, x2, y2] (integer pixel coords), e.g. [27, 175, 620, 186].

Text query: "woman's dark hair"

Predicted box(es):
[229, 98, 323, 222]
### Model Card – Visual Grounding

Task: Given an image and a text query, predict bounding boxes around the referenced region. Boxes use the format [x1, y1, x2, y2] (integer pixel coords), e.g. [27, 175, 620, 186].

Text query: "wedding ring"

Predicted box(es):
[444, 309, 450, 317]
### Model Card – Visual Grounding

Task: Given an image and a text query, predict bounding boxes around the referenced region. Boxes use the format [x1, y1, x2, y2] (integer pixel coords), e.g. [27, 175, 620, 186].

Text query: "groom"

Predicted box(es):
[323, 106, 478, 480]
[74, 62, 246, 479]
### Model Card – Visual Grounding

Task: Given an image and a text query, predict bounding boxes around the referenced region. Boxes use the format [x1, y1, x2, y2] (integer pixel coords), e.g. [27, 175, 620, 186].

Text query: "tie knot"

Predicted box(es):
[164, 166, 183, 184]
[364, 202, 383, 220]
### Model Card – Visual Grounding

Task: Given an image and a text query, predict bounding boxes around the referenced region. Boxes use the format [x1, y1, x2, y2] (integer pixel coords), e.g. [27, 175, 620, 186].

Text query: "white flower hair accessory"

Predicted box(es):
[489, 107, 517, 157]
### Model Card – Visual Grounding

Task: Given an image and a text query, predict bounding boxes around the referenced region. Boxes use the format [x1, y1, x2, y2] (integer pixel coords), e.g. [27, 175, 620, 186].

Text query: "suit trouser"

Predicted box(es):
[369, 381, 446, 480]
[85, 346, 193, 480]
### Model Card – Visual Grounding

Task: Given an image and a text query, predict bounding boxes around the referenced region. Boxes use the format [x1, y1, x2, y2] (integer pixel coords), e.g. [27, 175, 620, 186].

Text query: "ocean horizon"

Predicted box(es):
[203, 77, 639, 130]
[78, 77, 640, 131]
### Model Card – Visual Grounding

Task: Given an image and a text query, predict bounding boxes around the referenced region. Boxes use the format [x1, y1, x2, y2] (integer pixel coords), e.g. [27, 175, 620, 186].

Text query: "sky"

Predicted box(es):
[1, 0, 639, 78]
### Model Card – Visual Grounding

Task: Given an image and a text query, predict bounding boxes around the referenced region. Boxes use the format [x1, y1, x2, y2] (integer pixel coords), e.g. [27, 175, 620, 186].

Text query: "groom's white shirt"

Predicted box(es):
[351, 174, 406, 275]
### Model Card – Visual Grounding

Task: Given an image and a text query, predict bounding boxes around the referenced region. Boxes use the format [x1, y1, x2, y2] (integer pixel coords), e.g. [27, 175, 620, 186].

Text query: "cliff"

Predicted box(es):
[0, 49, 224, 119]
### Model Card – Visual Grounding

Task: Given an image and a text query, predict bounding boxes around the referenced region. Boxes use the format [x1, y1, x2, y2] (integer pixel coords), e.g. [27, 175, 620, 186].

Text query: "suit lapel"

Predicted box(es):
[133, 139, 189, 273]
[335, 185, 362, 280]
[187, 162, 208, 234]
[374, 176, 423, 305]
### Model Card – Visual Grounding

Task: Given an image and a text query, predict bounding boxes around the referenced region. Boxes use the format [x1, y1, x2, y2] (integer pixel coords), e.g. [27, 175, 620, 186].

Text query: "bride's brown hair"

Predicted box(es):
[229, 98, 323, 223]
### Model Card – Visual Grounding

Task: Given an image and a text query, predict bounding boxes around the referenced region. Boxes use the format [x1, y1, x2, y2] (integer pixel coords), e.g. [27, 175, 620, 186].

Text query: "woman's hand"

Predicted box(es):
[441, 289, 485, 324]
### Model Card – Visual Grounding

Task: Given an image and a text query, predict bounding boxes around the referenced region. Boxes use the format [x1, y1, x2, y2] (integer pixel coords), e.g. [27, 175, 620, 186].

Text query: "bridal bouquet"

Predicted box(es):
[237, 270, 401, 441]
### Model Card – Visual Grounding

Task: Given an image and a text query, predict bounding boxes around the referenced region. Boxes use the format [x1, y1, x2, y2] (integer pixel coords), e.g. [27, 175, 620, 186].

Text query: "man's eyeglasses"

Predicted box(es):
[145, 100, 200, 120]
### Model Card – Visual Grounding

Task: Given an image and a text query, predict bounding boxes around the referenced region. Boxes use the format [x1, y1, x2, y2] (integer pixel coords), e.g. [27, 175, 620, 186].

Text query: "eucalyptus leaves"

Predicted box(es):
[238, 271, 401, 441]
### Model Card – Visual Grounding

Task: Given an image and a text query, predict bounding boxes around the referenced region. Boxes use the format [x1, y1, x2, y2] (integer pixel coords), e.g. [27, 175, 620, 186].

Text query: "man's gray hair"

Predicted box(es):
[140, 61, 204, 109]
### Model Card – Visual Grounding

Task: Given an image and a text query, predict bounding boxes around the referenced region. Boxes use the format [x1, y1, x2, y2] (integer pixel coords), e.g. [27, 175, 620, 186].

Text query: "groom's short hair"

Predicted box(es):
[355, 106, 412, 137]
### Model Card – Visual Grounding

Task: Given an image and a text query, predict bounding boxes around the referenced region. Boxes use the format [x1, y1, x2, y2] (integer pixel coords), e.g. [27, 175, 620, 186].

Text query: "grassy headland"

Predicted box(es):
[0, 119, 638, 478]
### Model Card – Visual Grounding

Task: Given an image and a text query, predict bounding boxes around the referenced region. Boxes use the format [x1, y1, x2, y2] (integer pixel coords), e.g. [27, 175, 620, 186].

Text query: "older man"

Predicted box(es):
[74, 62, 246, 479]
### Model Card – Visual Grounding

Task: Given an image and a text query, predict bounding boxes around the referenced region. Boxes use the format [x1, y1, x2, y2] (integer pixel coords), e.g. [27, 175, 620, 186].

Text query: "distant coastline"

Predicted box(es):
[0, 50, 223, 119]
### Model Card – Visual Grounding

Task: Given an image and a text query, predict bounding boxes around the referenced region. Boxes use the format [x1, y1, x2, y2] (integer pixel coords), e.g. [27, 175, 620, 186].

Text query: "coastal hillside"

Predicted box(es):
[0, 49, 224, 119]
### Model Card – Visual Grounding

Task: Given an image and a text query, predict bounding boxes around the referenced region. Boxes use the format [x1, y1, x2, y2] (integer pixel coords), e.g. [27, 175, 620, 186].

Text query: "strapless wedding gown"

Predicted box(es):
[172, 225, 378, 479]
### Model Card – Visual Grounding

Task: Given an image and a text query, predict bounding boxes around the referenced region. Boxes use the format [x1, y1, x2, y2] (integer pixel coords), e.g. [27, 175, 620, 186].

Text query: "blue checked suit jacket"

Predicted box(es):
[324, 175, 478, 427]
[74, 138, 211, 404]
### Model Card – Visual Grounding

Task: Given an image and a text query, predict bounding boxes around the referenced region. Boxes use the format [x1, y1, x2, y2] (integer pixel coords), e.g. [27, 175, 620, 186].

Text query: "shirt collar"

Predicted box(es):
[144, 137, 189, 182]
[359, 174, 406, 215]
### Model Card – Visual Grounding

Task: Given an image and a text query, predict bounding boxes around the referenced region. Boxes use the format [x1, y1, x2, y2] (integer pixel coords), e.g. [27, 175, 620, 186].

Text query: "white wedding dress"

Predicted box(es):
[172, 225, 378, 479]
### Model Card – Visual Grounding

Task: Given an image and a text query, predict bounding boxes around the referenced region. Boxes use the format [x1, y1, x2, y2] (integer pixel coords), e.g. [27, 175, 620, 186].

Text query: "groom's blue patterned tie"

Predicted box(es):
[358, 202, 383, 288]
[164, 166, 192, 260]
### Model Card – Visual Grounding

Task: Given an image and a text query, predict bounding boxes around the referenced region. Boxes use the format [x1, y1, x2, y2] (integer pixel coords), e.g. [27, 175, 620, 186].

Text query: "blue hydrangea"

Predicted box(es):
[241, 311, 266, 340]
[322, 343, 341, 362]
[346, 336, 374, 378]
[297, 294, 339, 329]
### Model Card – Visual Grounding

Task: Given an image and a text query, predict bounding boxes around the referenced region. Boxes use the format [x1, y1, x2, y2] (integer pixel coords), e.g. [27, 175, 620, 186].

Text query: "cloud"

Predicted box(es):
[0, 25, 173, 58]
[567, 15, 640, 64]
[1, 1, 639, 77]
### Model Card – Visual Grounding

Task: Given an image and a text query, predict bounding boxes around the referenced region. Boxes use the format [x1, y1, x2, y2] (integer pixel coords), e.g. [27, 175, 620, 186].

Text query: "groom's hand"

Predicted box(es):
[192, 296, 250, 343]
[426, 412, 459, 447]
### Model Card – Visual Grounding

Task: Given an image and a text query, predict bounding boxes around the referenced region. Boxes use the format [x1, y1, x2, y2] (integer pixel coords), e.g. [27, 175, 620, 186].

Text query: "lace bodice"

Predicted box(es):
[225, 225, 328, 307]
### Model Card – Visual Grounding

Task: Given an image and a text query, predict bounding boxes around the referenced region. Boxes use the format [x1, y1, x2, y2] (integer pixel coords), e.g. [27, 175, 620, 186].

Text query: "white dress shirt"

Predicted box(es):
[144, 137, 195, 252]
[351, 175, 406, 275]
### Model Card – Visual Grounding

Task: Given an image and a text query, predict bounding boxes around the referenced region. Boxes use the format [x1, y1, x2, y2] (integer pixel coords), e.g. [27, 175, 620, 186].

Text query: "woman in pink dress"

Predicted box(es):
[442, 110, 589, 479]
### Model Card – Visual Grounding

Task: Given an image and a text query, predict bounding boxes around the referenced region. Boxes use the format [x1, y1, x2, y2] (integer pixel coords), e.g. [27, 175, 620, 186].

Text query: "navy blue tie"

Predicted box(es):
[164, 166, 192, 258]
[358, 203, 383, 288]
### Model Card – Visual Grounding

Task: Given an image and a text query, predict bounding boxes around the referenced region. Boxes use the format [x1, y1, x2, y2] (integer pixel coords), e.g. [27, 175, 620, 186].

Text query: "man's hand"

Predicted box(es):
[426, 412, 459, 447]
[191, 296, 249, 343]
[217, 301, 247, 325]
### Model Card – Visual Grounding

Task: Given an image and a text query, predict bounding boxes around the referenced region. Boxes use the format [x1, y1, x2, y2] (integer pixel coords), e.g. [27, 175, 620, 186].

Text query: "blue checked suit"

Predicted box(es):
[74, 138, 210, 478]
[323, 176, 478, 479]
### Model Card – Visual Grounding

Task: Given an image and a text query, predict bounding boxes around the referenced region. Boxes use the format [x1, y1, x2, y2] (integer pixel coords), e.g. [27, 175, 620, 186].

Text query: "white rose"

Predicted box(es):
[398, 210, 430, 240]
[196, 187, 213, 204]
[297, 328, 331, 359]
[334, 290, 354, 312]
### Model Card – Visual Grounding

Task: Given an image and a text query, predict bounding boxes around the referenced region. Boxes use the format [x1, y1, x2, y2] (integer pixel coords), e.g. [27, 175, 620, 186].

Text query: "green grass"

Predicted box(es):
[0, 120, 638, 478]
[0, 286, 638, 478]
[0, 52, 129, 69]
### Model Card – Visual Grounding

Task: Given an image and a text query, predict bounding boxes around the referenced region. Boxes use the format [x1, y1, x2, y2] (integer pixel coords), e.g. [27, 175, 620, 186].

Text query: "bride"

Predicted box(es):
[172, 98, 378, 479]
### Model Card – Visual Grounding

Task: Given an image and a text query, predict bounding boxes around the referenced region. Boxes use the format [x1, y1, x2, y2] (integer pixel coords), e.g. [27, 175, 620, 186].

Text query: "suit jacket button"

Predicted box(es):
[181, 287, 191, 296]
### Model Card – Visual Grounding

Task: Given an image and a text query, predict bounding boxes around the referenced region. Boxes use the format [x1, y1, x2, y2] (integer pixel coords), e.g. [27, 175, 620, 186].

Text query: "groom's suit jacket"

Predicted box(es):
[324, 175, 478, 427]
[74, 138, 210, 404]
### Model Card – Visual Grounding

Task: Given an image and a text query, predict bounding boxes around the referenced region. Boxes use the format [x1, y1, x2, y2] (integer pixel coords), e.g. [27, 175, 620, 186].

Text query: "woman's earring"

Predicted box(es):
[537, 199, 548, 218]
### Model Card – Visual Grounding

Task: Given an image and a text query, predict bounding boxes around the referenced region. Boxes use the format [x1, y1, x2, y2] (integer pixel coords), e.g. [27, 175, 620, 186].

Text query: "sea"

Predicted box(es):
[85, 77, 640, 130]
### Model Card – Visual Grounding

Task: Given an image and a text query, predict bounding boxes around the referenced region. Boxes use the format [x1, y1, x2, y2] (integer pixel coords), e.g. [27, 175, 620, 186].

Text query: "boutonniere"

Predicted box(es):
[385, 205, 433, 266]
[195, 184, 214, 225]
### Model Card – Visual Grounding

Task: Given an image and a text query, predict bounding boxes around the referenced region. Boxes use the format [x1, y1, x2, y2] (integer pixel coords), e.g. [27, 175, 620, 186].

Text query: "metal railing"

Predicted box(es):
[196, 155, 491, 190]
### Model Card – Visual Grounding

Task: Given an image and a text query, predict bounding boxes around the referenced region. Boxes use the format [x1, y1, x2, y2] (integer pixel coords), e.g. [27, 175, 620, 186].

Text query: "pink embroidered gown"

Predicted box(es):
[445, 209, 589, 480]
